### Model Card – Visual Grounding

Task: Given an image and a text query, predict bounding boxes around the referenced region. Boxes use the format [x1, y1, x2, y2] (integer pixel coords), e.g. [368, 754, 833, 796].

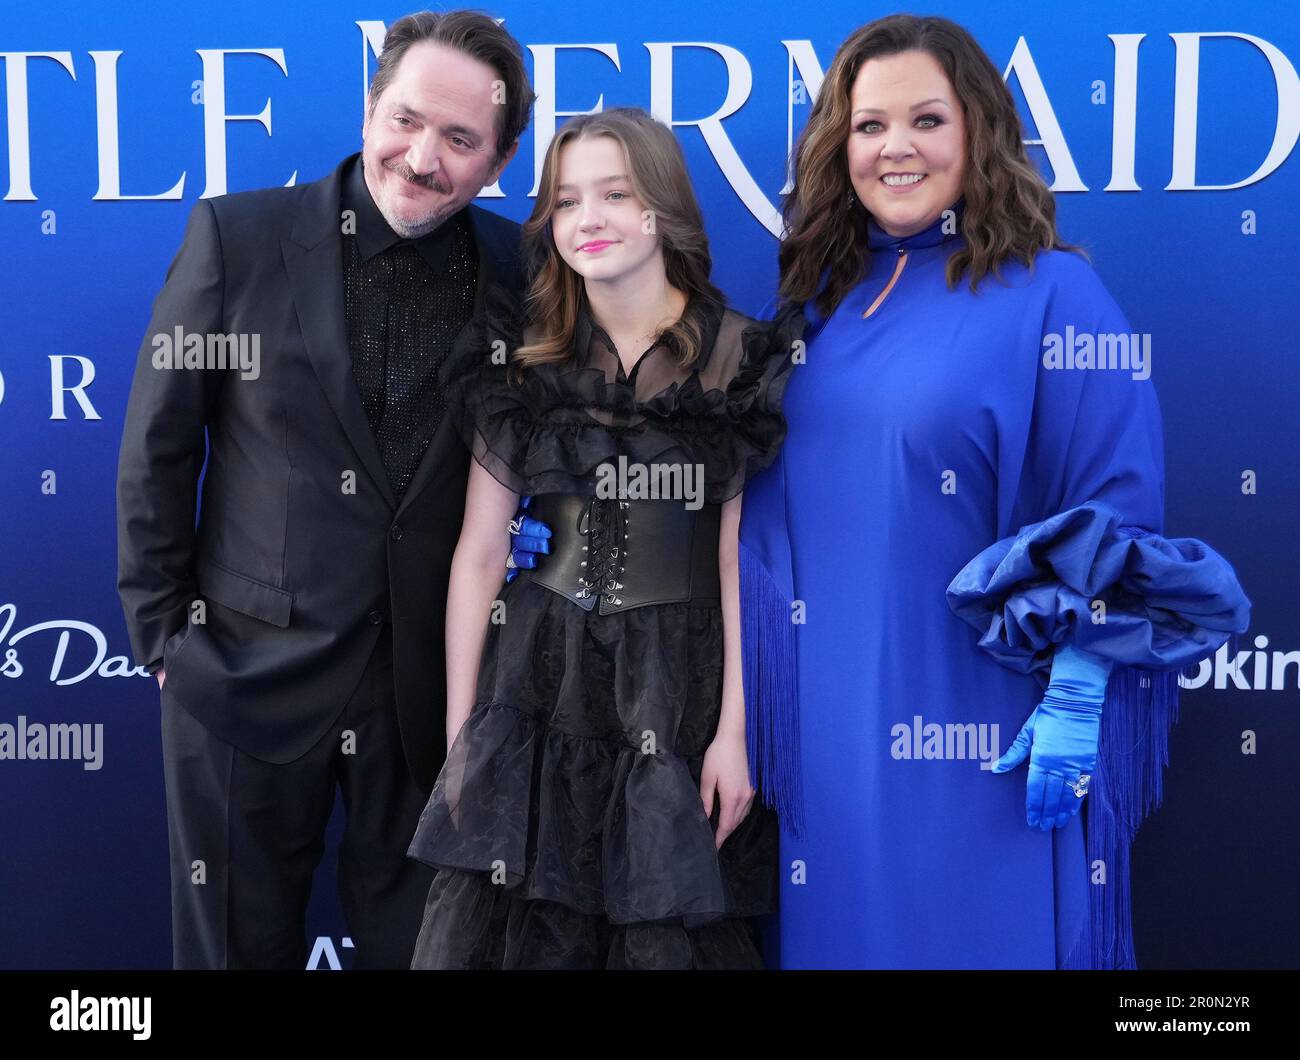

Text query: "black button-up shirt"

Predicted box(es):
[340, 156, 479, 502]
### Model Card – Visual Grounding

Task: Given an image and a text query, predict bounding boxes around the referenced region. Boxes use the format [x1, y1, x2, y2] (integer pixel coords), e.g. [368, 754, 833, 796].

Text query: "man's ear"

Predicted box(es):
[488, 139, 520, 185]
[362, 93, 377, 139]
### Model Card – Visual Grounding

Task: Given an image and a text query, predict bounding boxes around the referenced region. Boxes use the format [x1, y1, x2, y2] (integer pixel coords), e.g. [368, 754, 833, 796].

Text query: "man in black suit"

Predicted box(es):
[116, 11, 541, 969]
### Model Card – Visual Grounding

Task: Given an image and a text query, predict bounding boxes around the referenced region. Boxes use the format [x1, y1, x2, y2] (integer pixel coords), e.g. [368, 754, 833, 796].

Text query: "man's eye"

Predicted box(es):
[395, 115, 413, 127]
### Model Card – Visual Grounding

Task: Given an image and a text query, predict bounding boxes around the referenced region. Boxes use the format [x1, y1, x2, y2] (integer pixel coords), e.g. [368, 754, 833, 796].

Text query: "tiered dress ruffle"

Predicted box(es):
[436, 284, 803, 504]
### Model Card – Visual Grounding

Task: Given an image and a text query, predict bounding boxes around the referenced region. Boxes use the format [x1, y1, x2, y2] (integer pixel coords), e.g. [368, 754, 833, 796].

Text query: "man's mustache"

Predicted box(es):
[384, 160, 450, 194]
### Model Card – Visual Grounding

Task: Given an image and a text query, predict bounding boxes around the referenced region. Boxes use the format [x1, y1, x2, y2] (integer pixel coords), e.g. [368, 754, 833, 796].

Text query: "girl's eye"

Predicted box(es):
[554, 192, 629, 208]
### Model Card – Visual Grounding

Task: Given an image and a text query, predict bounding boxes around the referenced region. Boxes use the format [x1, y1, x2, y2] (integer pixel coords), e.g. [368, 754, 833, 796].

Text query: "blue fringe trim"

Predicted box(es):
[1063, 632, 1239, 969]
[738, 539, 806, 839]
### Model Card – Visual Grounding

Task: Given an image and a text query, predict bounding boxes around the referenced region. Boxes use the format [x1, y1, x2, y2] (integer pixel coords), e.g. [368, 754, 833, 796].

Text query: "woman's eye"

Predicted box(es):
[857, 115, 943, 133]
[607, 191, 628, 201]
[557, 199, 576, 209]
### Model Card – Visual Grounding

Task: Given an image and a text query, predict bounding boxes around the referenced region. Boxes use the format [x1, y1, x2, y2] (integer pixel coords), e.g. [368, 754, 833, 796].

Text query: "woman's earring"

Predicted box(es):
[846, 188, 857, 211]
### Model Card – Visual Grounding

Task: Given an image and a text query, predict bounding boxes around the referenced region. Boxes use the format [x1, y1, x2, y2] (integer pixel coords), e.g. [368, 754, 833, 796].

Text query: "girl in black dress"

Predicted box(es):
[407, 106, 803, 969]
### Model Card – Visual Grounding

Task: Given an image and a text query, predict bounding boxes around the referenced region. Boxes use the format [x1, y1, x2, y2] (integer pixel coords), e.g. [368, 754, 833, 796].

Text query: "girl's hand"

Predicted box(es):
[700, 728, 756, 850]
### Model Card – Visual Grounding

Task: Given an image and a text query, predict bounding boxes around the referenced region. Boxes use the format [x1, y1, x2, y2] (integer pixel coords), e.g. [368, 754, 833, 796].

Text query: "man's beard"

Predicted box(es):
[375, 158, 456, 238]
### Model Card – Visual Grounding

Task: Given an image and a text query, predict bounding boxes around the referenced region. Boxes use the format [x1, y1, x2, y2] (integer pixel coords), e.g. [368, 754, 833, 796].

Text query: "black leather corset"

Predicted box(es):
[520, 493, 721, 614]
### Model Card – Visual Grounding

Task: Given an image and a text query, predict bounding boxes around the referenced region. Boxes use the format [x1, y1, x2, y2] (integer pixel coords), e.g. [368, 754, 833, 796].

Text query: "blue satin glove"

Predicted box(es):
[993, 643, 1113, 831]
[505, 495, 552, 582]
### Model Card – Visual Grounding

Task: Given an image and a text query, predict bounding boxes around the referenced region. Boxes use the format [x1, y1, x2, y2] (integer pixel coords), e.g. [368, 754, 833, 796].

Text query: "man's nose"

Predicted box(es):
[405, 133, 443, 179]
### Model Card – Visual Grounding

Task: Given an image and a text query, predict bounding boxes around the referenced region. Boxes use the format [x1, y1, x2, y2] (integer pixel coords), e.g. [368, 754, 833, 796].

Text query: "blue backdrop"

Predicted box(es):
[1, 0, 1296, 968]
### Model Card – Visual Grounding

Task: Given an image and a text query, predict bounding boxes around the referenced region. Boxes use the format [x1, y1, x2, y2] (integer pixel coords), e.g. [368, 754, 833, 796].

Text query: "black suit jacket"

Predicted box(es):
[116, 152, 522, 792]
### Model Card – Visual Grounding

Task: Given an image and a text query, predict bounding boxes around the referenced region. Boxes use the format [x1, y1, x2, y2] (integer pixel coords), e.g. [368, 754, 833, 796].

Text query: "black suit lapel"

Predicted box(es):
[281, 155, 398, 511]
[466, 202, 523, 313]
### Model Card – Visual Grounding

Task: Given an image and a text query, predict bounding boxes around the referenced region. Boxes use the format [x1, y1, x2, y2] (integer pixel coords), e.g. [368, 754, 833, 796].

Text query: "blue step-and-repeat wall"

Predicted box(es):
[0, 0, 1296, 968]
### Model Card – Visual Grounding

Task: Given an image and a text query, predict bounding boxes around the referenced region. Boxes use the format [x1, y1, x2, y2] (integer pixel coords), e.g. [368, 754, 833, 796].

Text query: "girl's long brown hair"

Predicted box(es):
[515, 107, 723, 368]
[780, 14, 1083, 317]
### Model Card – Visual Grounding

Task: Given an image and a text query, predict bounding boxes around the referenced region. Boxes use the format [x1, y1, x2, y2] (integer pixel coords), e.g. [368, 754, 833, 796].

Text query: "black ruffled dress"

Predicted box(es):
[406, 287, 804, 969]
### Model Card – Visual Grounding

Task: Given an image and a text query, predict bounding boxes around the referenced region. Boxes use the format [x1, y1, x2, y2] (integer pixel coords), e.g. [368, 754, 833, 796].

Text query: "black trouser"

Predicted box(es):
[160, 626, 434, 969]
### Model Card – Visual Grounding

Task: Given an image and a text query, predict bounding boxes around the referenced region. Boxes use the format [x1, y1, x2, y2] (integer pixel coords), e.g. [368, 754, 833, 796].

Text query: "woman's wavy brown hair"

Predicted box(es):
[780, 14, 1083, 317]
[514, 107, 723, 368]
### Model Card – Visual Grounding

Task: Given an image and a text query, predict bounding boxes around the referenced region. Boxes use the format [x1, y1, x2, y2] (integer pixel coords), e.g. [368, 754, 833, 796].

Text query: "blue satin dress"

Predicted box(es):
[737, 203, 1250, 969]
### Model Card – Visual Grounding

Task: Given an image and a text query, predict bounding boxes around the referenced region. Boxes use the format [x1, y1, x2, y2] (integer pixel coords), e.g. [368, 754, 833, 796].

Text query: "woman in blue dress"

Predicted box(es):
[738, 14, 1251, 968]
